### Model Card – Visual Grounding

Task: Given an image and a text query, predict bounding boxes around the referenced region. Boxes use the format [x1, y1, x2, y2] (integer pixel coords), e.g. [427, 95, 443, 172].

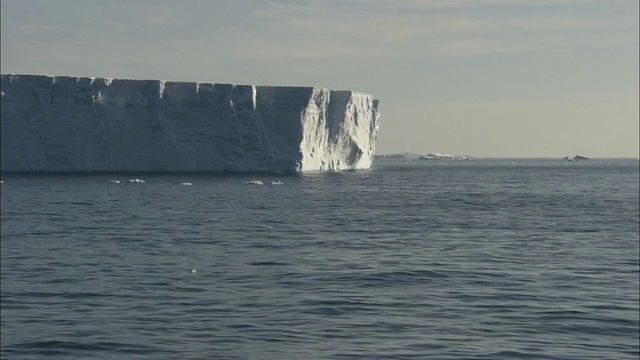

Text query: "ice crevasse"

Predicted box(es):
[0, 74, 380, 172]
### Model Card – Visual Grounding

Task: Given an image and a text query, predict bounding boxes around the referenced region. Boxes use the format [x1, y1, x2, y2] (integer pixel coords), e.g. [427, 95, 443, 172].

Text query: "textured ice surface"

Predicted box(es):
[0, 74, 380, 172]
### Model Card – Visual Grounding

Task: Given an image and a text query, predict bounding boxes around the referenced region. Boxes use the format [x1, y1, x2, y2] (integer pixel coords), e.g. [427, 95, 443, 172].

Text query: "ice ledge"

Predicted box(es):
[0, 74, 380, 173]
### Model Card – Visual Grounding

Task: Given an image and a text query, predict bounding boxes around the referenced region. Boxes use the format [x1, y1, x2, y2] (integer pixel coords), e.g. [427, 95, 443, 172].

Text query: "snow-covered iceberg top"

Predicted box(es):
[0, 74, 380, 172]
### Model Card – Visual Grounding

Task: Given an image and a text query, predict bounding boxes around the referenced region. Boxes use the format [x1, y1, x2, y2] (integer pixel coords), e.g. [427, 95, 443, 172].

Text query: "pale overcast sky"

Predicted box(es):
[1, 0, 638, 157]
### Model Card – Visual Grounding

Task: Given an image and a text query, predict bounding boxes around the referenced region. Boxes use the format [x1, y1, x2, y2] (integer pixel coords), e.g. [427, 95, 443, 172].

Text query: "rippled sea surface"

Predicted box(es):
[1, 158, 639, 359]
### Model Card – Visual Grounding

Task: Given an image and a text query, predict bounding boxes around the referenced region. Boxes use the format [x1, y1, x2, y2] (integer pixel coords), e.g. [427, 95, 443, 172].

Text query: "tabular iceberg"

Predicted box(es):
[0, 74, 380, 172]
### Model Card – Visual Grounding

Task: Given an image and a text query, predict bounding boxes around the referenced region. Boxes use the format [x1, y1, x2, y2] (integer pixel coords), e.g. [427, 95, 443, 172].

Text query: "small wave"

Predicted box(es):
[321, 269, 449, 288]
[482, 350, 541, 359]
[180, 182, 192, 186]
[127, 178, 145, 183]
[248, 260, 290, 266]
[107, 180, 120, 184]
[8, 340, 159, 355]
[69, 201, 95, 206]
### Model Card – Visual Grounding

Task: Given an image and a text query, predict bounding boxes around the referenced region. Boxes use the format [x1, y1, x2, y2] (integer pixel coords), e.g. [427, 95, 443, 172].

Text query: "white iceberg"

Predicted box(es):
[1, 75, 380, 172]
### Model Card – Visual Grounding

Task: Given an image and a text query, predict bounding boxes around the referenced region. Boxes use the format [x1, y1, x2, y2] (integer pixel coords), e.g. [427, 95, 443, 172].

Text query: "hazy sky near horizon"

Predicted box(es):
[1, 0, 638, 157]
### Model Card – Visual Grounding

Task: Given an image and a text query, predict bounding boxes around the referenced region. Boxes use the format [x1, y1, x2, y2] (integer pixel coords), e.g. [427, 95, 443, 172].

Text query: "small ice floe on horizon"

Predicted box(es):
[128, 178, 145, 183]
[107, 180, 120, 184]
[563, 155, 590, 162]
[180, 182, 192, 186]
[271, 181, 284, 185]
[245, 180, 264, 185]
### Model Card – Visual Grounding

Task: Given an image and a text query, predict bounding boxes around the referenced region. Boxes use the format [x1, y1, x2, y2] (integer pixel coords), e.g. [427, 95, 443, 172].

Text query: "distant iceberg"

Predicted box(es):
[419, 153, 470, 161]
[564, 155, 590, 161]
[0, 74, 380, 172]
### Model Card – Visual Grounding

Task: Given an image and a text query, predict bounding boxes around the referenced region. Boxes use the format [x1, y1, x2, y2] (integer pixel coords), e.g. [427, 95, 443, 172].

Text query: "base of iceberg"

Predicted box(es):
[1, 74, 380, 172]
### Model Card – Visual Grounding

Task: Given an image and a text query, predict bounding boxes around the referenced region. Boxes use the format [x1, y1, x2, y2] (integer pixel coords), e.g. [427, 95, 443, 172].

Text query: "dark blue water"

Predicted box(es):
[1, 158, 638, 359]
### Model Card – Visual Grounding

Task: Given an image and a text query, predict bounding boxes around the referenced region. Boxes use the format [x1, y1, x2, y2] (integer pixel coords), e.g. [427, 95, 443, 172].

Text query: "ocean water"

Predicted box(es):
[1, 158, 638, 360]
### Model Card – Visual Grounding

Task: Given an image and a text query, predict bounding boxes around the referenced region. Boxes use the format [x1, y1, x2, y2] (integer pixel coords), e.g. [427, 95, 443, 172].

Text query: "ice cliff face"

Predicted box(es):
[0, 74, 380, 172]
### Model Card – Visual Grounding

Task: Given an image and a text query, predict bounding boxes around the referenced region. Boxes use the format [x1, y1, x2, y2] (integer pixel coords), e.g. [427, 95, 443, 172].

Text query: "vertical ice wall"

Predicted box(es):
[299, 89, 380, 170]
[0, 74, 380, 172]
